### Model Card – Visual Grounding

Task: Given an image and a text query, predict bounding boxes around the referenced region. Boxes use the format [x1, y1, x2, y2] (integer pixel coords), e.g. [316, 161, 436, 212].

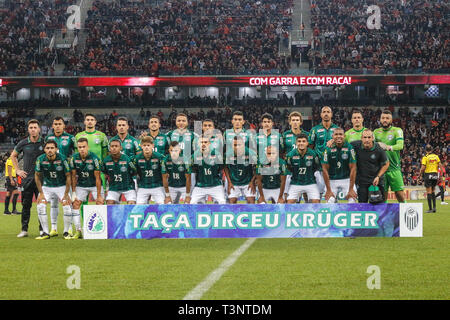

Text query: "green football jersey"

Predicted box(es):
[35, 153, 70, 188]
[110, 134, 142, 160]
[45, 131, 76, 159]
[256, 130, 284, 157]
[75, 130, 109, 161]
[192, 151, 224, 188]
[282, 129, 310, 154]
[162, 155, 192, 188]
[194, 134, 224, 155]
[308, 123, 339, 156]
[286, 148, 320, 186]
[257, 157, 288, 189]
[322, 142, 356, 180]
[345, 127, 366, 143]
[133, 152, 166, 189]
[224, 129, 256, 155]
[102, 154, 136, 192]
[167, 129, 196, 159]
[70, 151, 102, 188]
[147, 132, 170, 155]
[225, 148, 257, 186]
[374, 126, 404, 172]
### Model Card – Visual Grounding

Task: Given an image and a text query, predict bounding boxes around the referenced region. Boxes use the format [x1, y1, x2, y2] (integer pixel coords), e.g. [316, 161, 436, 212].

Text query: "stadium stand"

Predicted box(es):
[308, 0, 450, 74]
[53, 0, 294, 75]
[0, 0, 72, 75]
[1, 0, 449, 75]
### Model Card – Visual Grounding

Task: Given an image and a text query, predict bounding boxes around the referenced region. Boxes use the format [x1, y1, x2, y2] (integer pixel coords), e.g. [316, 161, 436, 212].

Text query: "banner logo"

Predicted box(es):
[87, 212, 105, 234]
[404, 207, 419, 232]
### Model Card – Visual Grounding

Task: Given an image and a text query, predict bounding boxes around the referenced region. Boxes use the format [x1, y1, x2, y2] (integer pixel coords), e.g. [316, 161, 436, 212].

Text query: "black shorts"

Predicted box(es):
[424, 173, 438, 188]
[5, 178, 18, 192]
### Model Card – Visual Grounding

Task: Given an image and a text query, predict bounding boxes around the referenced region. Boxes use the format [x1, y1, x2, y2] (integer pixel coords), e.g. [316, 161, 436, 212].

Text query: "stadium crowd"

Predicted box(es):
[1, 0, 449, 75]
[308, 0, 450, 74]
[58, 0, 293, 75]
[0, 0, 71, 75]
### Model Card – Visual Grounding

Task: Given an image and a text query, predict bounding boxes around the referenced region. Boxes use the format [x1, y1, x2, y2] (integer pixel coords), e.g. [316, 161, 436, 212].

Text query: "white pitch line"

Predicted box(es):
[183, 238, 256, 300]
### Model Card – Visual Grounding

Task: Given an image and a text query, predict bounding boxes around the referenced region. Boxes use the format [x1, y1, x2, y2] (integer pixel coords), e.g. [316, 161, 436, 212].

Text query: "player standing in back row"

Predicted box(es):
[75, 114, 109, 214]
[139, 115, 170, 155]
[345, 109, 367, 143]
[374, 110, 406, 203]
[308, 106, 339, 196]
[110, 117, 142, 160]
[167, 113, 196, 159]
[75, 114, 109, 161]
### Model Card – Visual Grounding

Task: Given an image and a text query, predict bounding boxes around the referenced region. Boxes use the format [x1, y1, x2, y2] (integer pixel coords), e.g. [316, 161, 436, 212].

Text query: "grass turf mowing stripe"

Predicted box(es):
[183, 238, 256, 300]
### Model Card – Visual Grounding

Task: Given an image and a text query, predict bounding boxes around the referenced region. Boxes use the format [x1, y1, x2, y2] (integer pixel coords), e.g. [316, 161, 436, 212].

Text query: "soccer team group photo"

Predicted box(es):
[0, 0, 448, 302]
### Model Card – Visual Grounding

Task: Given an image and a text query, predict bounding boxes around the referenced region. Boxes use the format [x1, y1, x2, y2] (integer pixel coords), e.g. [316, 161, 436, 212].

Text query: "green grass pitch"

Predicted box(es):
[0, 200, 449, 300]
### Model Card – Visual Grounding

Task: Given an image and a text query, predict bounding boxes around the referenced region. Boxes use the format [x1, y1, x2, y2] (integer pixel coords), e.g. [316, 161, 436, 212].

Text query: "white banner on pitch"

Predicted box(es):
[399, 203, 423, 237]
[83, 205, 108, 239]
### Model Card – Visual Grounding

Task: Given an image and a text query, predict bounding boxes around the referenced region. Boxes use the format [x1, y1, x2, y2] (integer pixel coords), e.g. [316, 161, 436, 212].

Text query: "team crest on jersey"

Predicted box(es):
[158, 140, 164, 146]
[151, 164, 158, 169]
[371, 154, 376, 160]
[342, 153, 348, 160]
[95, 138, 100, 144]
[388, 134, 394, 140]
[120, 166, 127, 172]
[61, 140, 68, 146]
[87, 165, 94, 170]
[306, 161, 312, 166]
[178, 166, 185, 172]
[125, 144, 132, 149]
[56, 166, 63, 171]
